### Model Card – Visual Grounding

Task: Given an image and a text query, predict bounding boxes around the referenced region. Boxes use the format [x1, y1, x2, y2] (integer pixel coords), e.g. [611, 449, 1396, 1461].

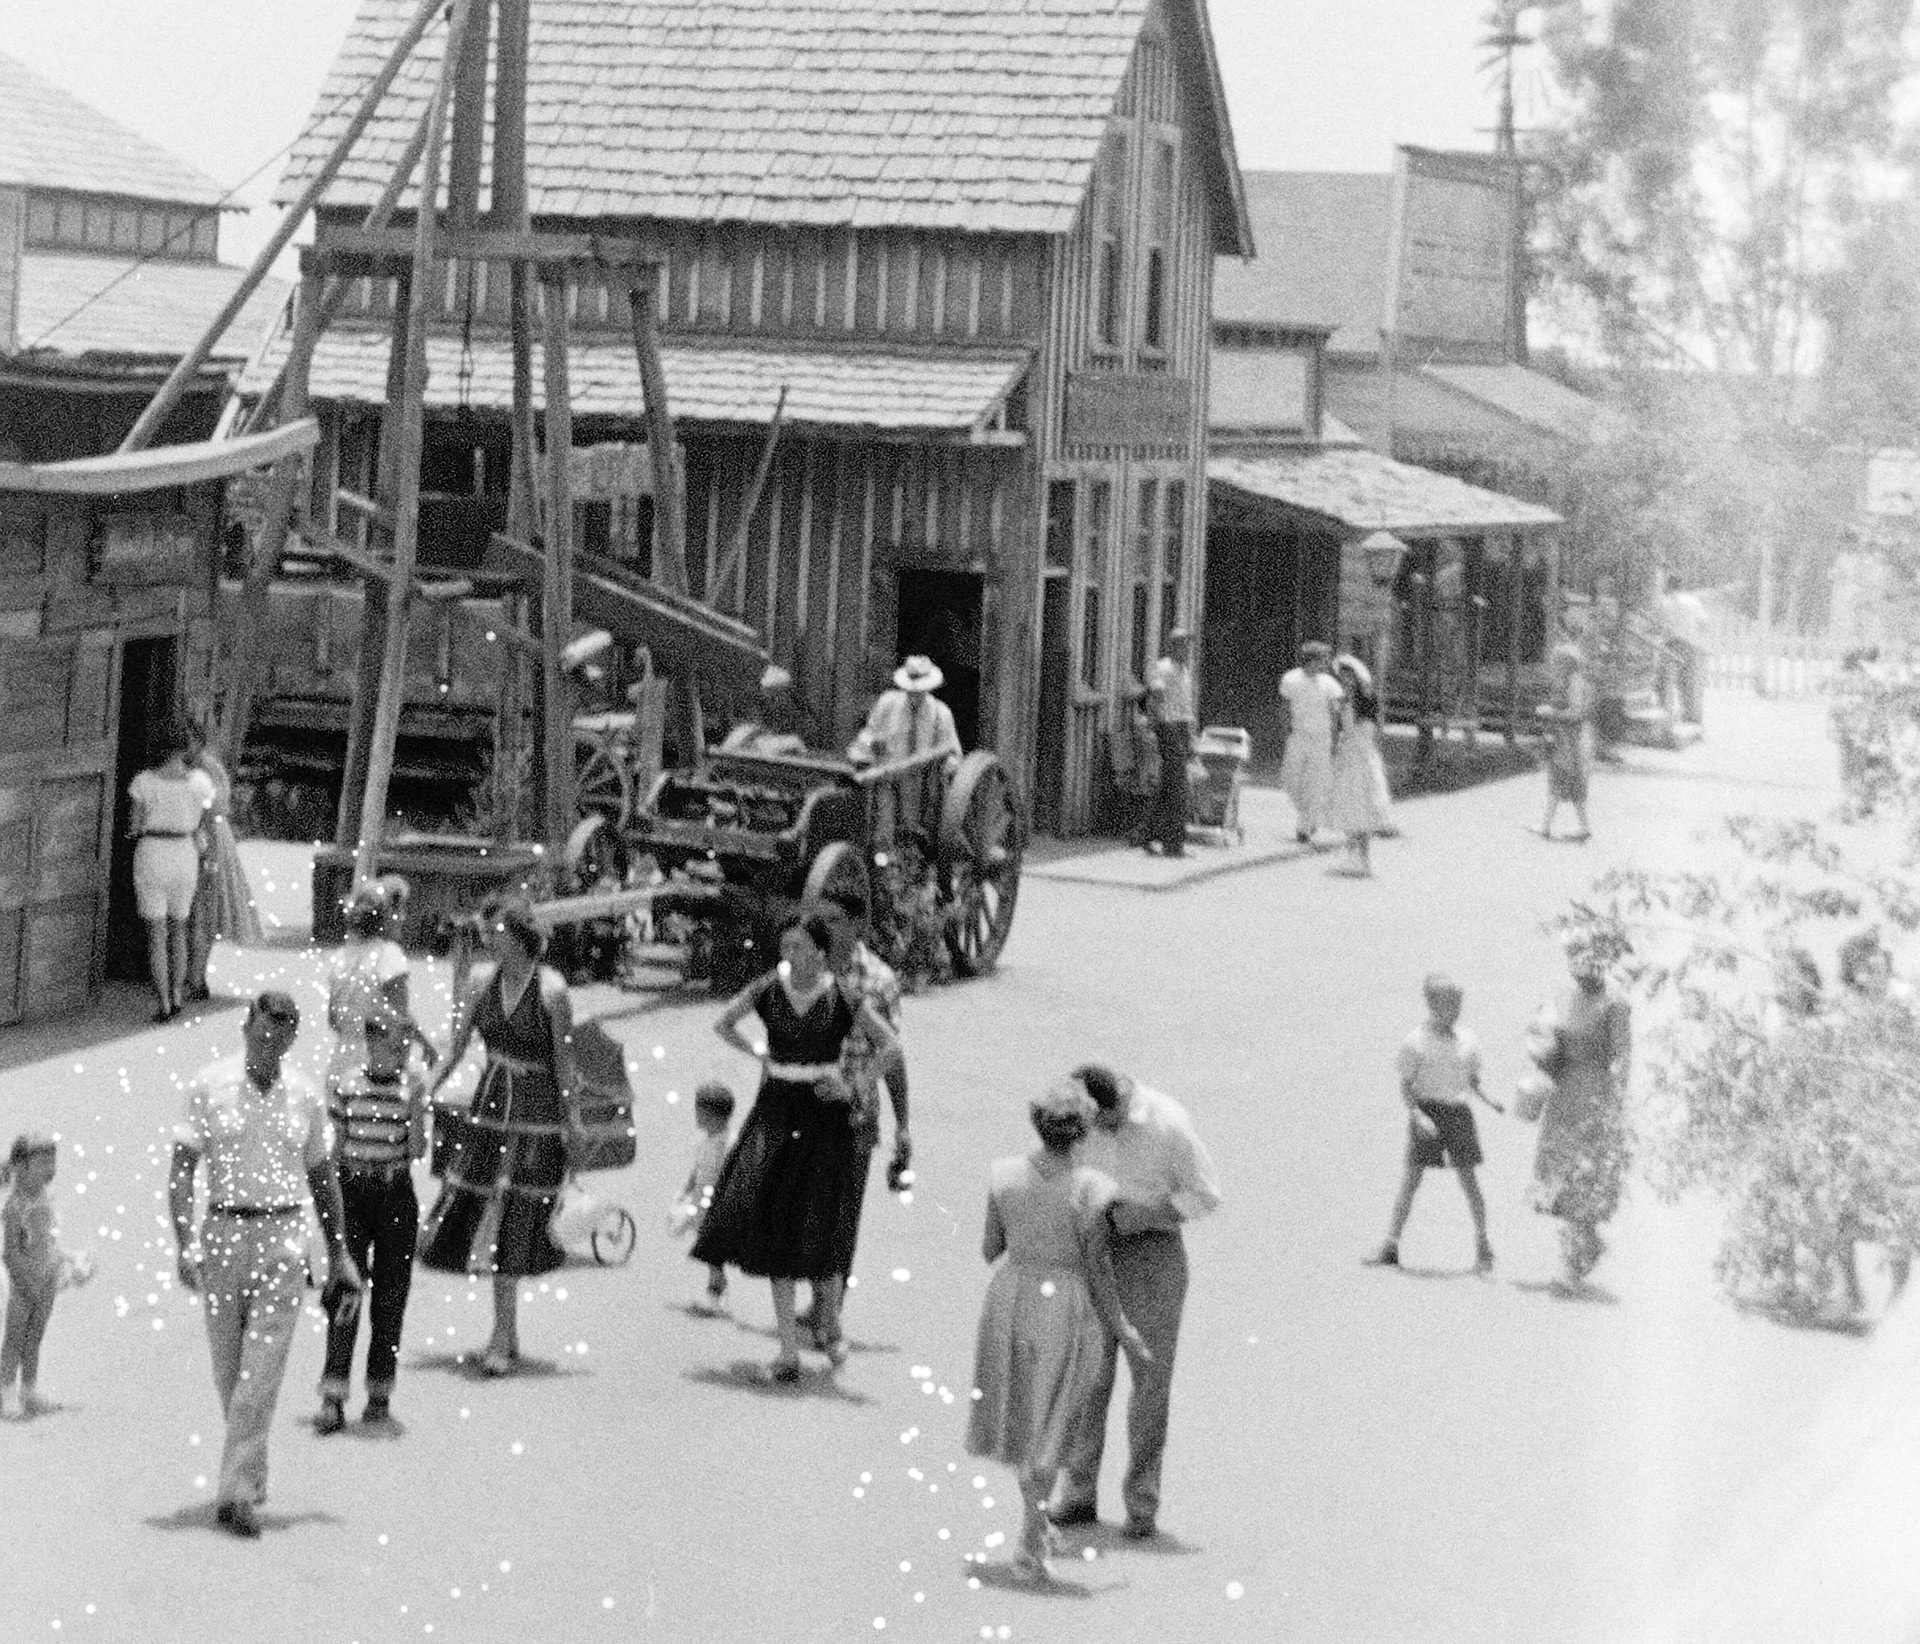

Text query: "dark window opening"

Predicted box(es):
[1080, 585, 1102, 691]
[1144, 249, 1166, 350]
[1130, 582, 1150, 681]
[1045, 480, 1076, 570]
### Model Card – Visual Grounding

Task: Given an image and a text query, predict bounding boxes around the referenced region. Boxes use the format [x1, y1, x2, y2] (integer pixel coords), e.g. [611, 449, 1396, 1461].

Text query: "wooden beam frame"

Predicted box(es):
[315, 226, 665, 276]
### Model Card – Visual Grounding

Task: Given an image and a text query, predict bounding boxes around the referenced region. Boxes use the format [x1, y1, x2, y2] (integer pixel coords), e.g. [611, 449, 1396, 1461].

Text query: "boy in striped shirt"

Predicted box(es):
[317, 1015, 427, 1432]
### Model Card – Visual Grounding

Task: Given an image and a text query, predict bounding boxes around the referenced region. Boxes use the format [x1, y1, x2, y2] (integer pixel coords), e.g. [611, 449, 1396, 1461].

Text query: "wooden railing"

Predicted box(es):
[1703, 617, 1845, 699]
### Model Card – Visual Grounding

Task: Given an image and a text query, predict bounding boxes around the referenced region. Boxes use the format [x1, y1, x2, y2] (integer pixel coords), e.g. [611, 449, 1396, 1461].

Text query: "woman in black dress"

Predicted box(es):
[693, 911, 899, 1381]
[420, 900, 586, 1376]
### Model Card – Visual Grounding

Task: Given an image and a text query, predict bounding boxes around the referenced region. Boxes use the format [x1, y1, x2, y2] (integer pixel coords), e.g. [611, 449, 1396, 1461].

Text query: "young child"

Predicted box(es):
[1364, 975, 1502, 1274]
[672, 1083, 736, 1311]
[317, 1015, 428, 1433]
[2, 1133, 92, 1419]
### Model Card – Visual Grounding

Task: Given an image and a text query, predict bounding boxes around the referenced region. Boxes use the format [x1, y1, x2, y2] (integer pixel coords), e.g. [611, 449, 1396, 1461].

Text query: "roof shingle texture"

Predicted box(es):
[0, 50, 225, 206]
[1422, 364, 1610, 446]
[278, 0, 1147, 234]
[1210, 446, 1561, 536]
[243, 324, 1031, 431]
[17, 252, 291, 362]
[1212, 170, 1392, 354]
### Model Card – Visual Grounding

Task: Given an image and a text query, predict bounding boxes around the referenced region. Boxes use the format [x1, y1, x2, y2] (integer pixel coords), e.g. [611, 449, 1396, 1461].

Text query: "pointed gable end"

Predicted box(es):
[1156, 0, 1252, 257]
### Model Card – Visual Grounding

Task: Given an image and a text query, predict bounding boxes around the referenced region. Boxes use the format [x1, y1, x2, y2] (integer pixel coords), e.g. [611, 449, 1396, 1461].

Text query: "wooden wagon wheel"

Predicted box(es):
[801, 839, 872, 924]
[573, 729, 634, 830]
[936, 751, 1023, 977]
[565, 813, 631, 892]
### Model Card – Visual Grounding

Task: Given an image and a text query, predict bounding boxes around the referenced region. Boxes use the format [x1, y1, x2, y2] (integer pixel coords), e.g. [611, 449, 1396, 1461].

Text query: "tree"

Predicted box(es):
[1526, 0, 1913, 629]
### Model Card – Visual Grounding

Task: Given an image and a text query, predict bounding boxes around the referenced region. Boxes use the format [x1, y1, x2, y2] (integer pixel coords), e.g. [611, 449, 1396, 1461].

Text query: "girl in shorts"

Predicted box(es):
[128, 725, 214, 1021]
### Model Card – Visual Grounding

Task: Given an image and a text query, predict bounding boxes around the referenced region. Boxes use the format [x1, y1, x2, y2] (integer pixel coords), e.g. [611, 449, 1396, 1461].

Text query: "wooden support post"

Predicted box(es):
[351, 0, 474, 889]
[446, 0, 492, 228]
[120, 0, 451, 454]
[494, 0, 533, 842]
[336, 269, 413, 847]
[623, 277, 687, 596]
[709, 383, 787, 598]
[220, 277, 324, 770]
[1506, 532, 1524, 742]
[540, 271, 578, 858]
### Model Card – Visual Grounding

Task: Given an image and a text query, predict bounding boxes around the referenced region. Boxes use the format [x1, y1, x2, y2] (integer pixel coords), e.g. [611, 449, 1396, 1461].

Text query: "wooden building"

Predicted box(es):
[0, 50, 289, 461]
[0, 425, 314, 1026]
[253, 0, 1252, 835]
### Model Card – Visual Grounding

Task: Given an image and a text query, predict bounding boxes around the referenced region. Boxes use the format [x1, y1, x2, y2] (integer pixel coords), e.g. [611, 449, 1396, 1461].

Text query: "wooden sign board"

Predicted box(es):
[569, 442, 682, 502]
[1064, 373, 1192, 449]
[93, 511, 198, 587]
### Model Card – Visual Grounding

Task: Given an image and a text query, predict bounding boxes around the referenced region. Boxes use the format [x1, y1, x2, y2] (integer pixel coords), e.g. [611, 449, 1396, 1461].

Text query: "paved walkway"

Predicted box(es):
[2, 690, 1905, 1644]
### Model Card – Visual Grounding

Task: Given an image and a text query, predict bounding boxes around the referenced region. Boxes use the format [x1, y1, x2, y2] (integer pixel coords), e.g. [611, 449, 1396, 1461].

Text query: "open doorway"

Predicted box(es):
[1032, 574, 1071, 833]
[895, 568, 983, 751]
[107, 635, 179, 982]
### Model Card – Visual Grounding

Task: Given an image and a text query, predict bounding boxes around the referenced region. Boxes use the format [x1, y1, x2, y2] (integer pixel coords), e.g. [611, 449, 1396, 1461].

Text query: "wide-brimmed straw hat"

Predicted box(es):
[760, 663, 795, 692]
[893, 655, 945, 693]
[1333, 653, 1373, 691]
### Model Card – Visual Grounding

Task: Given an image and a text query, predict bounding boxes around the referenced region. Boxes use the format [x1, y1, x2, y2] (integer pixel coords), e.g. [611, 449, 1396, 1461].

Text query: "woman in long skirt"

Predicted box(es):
[1326, 654, 1394, 876]
[420, 899, 586, 1376]
[966, 1078, 1148, 1580]
[692, 911, 898, 1381]
[1537, 643, 1594, 841]
[1527, 930, 1632, 1287]
[185, 721, 262, 999]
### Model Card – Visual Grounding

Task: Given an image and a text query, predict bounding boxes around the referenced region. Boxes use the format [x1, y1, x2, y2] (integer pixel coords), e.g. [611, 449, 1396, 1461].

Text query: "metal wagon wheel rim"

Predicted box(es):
[937, 753, 1022, 976]
[801, 839, 873, 924]
[592, 1208, 637, 1266]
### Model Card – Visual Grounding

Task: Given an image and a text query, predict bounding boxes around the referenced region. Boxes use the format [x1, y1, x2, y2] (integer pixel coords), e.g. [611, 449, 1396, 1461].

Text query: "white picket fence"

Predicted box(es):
[1703, 617, 1845, 700]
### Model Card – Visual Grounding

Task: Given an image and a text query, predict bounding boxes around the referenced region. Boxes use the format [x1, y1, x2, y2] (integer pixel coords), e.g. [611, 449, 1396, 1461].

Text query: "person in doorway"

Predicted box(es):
[169, 992, 360, 1537]
[1278, 642, 1343, 846]
[419, 900, 587, 1377]
[848, 655, 962, 841]
[1052, 1063, 1222, 1541]
[1107, 684, 1162, 848]
[128, 724, 215, 1021]
[1144, 629, 1196, 858]
[1363, 974, 1501, 1273]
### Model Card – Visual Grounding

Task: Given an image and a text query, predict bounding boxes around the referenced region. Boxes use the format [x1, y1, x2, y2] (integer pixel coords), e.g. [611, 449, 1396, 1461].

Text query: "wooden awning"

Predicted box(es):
[0, 420, 318, 497]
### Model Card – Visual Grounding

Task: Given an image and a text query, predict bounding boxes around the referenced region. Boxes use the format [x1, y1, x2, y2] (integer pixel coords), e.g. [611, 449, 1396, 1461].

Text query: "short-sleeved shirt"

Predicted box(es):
[1279, 669, 1342, 744]
[175, 1054, 330, 1210]
[129, 768, 214, 836]
[688, 1130, 728, 1198]
[1147, 658, 1195, 725]
[2, 1192, 58, 1289]
[1076, 1083, 1223, 1224]
[329, 1068, 423, 1169]
[1398, 1024, 1482, 1108]
[836, 942, 903, 1144]
[326, 937, 411, 1082]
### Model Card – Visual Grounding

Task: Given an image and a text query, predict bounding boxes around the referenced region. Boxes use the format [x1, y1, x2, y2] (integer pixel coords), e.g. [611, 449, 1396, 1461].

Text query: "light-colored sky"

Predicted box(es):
[0, 0, 1525, 270]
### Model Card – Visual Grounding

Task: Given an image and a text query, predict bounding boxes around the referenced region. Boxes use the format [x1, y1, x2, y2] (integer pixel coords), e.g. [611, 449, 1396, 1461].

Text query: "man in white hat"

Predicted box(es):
[1144, 628, 1196, 858]
[848, 656, 963, 842]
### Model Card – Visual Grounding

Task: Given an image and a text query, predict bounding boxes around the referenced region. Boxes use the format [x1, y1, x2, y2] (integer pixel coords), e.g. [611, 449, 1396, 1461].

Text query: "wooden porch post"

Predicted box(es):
[540, 270, 577, 854]
[1506, 530, 1523, 742]
[496, 0, 536, 840]
[351, 0, 474, 888]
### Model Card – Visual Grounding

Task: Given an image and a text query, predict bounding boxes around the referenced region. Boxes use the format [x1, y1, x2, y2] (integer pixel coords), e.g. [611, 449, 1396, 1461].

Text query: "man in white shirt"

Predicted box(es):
[1054, 1063, 1224, 1540]
[1144, 629, 1196, 858]
[1278, 641, 1343, 844]
[847, 655, 963, 840]
[170, 992, 360, 1537]
[1660, 573, 1709, 728]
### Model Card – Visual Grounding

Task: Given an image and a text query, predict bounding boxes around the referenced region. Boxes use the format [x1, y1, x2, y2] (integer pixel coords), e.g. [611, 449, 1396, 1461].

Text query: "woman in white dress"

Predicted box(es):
[1326, 655, 1394, 876]
[127, 725, 213, 1021]
[966, 1078, 1148, 1579]
[1278, 641, 1344, 845]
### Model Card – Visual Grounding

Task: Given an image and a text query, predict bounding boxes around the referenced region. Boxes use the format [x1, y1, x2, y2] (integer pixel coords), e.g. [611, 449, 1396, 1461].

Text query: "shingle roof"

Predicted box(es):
[1210, 447, 1560, 536]
[0, 51, 225, 206]
[15, 252, 291, 362]
[1212, 170, 1392, 354]
[243, 324, 1032, 433]
[1421, 364, 1611, 446]
[278, 0, 1249, 248]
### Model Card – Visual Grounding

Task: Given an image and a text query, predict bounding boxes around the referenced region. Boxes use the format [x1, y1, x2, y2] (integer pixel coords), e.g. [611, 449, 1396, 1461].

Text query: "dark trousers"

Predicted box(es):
[1150, 723, 1192, 852]
[1059, 1229, 1189, 1527]
[321, 1169, 419, 1401]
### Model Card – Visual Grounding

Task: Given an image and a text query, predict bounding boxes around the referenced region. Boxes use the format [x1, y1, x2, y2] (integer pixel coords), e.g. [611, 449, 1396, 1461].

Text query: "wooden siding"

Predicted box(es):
[684, 434, 1023, 751]
[1016, 0, 1217, 832]
[318, 213, 1051, 350]
[0, 486, 217, 1024]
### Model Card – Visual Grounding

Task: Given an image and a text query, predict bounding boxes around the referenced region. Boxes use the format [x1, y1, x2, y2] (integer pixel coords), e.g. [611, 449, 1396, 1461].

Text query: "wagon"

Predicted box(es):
[567, 741, 1024, 994]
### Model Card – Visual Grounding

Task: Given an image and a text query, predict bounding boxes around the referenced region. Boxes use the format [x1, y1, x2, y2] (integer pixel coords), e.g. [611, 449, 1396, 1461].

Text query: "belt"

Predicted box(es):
[140, 830, 196, 839]
[209, 1203, 304, 1219]
[340, 1158, 411, 1182]
[489, 1052, 545, 1077]
[766, 1061, 840, 1082]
